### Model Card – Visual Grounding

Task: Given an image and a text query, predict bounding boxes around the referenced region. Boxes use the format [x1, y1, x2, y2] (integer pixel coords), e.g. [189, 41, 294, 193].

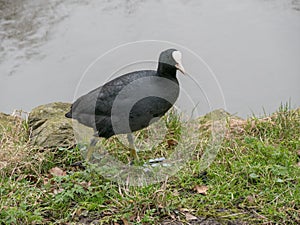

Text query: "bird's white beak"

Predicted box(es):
[172, 50, 186, 74]
[175, 63, 185, 74]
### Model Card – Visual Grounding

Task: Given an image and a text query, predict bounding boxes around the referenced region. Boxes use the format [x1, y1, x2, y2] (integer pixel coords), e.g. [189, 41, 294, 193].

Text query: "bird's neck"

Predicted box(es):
[157, 62, 177, 78]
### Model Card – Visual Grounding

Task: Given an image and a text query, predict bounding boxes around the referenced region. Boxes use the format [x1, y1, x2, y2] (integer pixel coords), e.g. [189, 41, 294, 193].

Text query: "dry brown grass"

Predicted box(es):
[0, 113, 44, 178]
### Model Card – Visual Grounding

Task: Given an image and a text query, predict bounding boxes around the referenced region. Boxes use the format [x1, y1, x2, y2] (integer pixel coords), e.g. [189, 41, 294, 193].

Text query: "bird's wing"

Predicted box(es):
[94, 70, 157, 115]
[71, 70, 157, 117]
[130, 96, 173, 118]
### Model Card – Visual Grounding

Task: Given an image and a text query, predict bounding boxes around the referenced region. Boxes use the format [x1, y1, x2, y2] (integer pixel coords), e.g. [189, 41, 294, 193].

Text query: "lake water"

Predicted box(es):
[0, 0, 299, 118]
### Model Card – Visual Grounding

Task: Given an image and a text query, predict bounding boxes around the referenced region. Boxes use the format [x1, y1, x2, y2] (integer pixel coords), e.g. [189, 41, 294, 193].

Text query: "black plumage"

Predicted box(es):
[65, 49, 185, 160]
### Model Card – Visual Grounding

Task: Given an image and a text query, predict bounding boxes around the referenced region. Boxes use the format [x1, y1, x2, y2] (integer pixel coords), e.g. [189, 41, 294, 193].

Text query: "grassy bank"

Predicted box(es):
[0, 105, 299, 224]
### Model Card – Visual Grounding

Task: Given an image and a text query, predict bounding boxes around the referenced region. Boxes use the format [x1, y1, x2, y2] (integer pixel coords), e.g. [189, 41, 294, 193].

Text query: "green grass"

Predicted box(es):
[0, 105, 299, 224]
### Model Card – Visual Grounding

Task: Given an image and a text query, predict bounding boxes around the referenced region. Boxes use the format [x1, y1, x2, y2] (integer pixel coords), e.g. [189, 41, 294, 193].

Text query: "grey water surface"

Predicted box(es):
[0, 0, 299, 118]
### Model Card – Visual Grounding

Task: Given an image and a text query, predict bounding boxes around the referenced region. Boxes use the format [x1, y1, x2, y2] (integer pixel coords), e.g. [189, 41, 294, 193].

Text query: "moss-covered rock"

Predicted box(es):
[28, 102, 75, 149]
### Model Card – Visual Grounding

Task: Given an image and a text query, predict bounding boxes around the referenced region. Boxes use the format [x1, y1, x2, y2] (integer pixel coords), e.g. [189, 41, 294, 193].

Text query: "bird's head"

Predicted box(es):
[158, 49, 185, 75]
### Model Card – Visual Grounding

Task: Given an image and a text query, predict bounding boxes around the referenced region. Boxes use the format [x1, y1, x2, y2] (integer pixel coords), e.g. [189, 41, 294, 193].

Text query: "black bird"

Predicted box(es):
[65, 49, 185, 161]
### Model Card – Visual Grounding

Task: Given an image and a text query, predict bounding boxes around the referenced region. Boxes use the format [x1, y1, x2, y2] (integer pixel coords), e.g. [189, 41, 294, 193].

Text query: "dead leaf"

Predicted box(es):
[178, 209, 198, 221]
[185, 212, 198, 221]
[246, 195, 255, 203]
[297, 150, 300, 157]
[43, 177, 49, 185]
[193, 185, 208, 195]
[296, 162, 300, 167]
[167, 139, 178, 148]
[79, 181, 91, 189]
[49, 167, 66, 177]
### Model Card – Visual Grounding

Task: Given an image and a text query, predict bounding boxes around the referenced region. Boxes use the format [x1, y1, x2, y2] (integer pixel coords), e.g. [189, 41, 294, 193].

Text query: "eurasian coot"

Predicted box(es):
[65, 48, 185, 161]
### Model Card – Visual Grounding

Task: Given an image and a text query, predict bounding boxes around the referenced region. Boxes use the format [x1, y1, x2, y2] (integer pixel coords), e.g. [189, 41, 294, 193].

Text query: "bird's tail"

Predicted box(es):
[65, 111, 72, 118]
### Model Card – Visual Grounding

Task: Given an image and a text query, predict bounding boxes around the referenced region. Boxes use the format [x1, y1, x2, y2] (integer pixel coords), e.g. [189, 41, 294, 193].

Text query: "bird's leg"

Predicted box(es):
[127, 133, 138, 161]
[71, 138, 98, 168]
[86, 138, 99, 162]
